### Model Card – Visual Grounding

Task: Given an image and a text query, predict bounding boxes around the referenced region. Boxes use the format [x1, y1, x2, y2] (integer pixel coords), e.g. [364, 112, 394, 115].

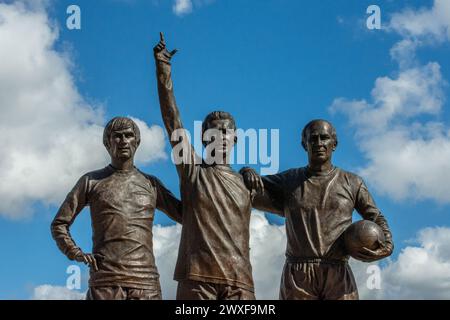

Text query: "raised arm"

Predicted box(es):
[154, 32, 182, 145]
[50, 176, 98, 271]
[154, 33, 199, 176]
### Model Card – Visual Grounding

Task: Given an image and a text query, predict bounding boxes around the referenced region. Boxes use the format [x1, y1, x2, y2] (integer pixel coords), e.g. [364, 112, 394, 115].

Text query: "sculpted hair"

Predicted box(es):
[103, 117, 141, 149]
[201, 111, 236, 134]
[301, 119, 338, 150]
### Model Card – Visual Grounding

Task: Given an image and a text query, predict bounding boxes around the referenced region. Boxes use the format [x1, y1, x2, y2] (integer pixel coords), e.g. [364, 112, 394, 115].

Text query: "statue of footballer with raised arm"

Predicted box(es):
[153, 32, 256, 300]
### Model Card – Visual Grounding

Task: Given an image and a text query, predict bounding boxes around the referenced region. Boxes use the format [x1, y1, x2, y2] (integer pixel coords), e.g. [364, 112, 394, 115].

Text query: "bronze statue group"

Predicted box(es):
[51, 33, 393, 300]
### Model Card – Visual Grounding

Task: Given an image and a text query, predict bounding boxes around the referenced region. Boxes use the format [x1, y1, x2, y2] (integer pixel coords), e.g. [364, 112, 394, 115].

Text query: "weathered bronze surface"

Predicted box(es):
[50, 34, 394, 301]
[154, 33, 255, 300]
[241, 119, 394, 300]
[51, 117, 182, 300]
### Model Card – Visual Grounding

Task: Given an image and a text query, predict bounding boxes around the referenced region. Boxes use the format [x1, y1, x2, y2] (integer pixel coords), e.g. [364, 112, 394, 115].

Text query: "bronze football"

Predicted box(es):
[344, 220, 385, 258]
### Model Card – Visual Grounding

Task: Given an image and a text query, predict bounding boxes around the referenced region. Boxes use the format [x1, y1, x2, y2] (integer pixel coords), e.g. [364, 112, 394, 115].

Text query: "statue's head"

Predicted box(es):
[301, 119, 338, 165]
[103, 117, 141, 162]
[201, 111, 237, 161]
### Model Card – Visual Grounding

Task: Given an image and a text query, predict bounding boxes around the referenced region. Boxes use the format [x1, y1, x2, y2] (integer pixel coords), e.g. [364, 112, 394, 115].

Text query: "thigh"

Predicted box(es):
[126, 280, 162, 300]
[322, 264, 359, 300]
[86, 286, 126, 300]
[176, 280, 218, 300]
[127, 287, 162, 300]
[279, 262, 319, 300]
[221, 285, 255, 300]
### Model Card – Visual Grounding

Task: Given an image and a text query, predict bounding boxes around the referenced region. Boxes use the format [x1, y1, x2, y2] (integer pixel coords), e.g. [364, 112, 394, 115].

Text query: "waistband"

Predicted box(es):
[285, 255, 348, 265]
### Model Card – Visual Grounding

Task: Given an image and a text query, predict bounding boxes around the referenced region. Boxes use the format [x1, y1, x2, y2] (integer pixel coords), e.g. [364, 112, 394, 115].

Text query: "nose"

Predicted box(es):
[118, 135, 129, 145]
[311, 137, 321, 145]
[317, 138, 325, 146]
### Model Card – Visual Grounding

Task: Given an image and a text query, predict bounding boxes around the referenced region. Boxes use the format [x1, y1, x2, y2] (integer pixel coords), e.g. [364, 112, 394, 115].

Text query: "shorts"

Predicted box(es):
[86, 284, 162, 300]
[279, 259, 358, 300]
[176, 280, 255, 300]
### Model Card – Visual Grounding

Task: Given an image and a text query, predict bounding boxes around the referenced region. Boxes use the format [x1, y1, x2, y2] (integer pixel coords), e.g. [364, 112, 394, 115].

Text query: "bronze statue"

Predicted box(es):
[51, 117, 182, 300]
[154, 33, 255, 300]
[241, 119, 394, 300]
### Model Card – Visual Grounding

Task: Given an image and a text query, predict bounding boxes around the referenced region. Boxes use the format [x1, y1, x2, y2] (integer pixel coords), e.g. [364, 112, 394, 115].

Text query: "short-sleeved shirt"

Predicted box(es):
[256, 167, 381, 261]
[173, 145, 254, 291]
[51, 165, 181, 289]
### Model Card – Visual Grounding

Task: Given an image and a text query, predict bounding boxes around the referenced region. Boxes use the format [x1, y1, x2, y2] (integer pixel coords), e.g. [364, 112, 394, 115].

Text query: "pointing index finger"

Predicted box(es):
[159, 32, 165, 44]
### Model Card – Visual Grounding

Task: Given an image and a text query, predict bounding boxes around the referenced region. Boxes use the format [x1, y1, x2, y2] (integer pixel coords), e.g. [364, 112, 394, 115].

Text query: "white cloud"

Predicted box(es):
[31, 211, 284, 300]
[389, 0, 450, 43]
[352, 227, 450, 299]
[153, 211, 286, 300]
[248, 212, 285, 299]
[172, 0, 216, 17]
[131, 117, 167, 164]
[173, 0, 192, 16]
[330, 0, 450, 203]
[32, 285, 86, 300]
[0, 1, 166, 219]
[32, 214, 450, 299]
[153, 222, 182, 299]
[330, 63, 450, 202]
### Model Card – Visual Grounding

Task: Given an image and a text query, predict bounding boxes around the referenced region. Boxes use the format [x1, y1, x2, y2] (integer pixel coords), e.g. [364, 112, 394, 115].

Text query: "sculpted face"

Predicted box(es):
[108, 127, 138, 162]
[304, 121, 336, 165]
[203, 119, 236, 160]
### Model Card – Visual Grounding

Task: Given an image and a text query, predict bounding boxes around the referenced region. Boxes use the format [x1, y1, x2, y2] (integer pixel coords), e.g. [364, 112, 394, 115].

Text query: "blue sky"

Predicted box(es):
[1, 0, 450, 299]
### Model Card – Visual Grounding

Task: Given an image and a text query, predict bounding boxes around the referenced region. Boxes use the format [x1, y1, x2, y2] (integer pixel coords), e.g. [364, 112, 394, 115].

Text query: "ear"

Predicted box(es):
[301, 141, 307, 151]
[332, 140, 337, 151]
[234, 135, 238, 144]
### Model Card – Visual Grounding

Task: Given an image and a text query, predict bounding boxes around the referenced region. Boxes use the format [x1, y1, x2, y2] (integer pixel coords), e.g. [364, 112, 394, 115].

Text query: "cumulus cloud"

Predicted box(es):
[330, 0, 450, 203]
[248, 212, 285, 299]
[173, 0, 192, 16]
[153, 211, 286, 299]
[154, 214, 450, 300]
[389, 0, 450, 43]
[352, 227, 450, 299]
[153, 222, 182, 299]
[32, 214, 450, 299]
[330, 63, 450, 202]
[0, 1, 166, 219]
[32, 285, 86, 300]
[33, 211, 285, 300]
[172, 0, 216, 17]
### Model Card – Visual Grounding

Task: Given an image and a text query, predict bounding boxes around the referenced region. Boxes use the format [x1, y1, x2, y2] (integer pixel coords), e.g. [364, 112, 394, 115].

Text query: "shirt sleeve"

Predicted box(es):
[355, 179, 394, 252]
[50, 175, 89, 260]
[151, 176, 183, 224]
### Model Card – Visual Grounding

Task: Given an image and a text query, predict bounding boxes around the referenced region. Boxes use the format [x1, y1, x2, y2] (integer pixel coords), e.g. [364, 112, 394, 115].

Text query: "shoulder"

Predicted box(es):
[135, 169, 165, 188]
[85, 166, 113, 179]
[262, 167, 306, 189]
[277, 167, 307, 180]
[267, 167, 303, 178]
[335, 167, 364, 187]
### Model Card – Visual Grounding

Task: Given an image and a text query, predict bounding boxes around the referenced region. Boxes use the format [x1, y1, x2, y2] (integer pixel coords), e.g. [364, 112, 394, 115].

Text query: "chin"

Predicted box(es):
[312, 156, 328, 163]
[116, 154, 132, 160]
